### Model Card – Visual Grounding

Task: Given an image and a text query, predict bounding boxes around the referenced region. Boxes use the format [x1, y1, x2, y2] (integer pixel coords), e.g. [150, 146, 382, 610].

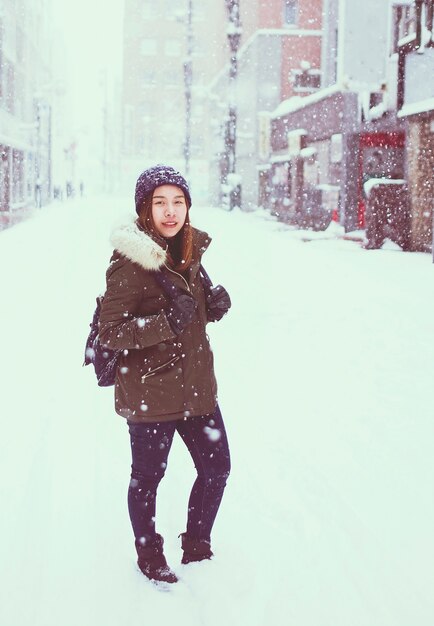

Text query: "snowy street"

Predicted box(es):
[0, 197, 433, 626]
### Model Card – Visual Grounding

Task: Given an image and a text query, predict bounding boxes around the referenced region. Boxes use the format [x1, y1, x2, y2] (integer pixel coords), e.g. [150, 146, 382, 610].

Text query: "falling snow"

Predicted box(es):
[1, 0, 434, 625]
[203, 426, 222, 443]
[0, 196, 433, 626]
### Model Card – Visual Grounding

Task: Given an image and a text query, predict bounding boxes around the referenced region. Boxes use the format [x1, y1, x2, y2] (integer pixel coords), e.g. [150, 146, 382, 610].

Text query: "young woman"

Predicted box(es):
[98, 165, 231, 584]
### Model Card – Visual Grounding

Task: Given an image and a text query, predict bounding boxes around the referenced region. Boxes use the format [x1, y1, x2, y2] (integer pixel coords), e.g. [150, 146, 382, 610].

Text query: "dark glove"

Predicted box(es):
[166, 293, 197, 335]
[206, 285, 231, 322]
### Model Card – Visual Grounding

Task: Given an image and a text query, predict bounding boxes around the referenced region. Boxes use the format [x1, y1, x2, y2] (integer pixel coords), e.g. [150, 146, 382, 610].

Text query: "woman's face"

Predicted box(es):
[151, 185, 187, 238]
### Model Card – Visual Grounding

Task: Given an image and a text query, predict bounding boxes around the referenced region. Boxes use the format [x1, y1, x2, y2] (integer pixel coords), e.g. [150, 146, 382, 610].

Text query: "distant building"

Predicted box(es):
[121, 0, 228, 200]
[207, 0, 323, 209]
[268, 0, 406, 231]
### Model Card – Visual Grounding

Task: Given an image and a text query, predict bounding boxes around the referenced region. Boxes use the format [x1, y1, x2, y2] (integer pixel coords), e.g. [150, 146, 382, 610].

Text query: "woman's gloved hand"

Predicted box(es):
[165, 293, 197, 335]
[206, 285, 231, 322]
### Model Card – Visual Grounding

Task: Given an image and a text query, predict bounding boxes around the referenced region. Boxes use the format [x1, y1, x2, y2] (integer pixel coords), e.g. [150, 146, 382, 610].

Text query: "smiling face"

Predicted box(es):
[151, 184, 188, 238]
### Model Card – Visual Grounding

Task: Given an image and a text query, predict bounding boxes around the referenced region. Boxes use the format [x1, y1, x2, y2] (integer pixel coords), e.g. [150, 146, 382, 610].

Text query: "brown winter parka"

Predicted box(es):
[98, 217, 218, 423]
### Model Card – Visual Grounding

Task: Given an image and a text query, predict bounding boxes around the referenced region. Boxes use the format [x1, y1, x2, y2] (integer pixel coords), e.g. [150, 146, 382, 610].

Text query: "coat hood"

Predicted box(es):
[110, 215, 211, 272]
[110, 217, 168, 271]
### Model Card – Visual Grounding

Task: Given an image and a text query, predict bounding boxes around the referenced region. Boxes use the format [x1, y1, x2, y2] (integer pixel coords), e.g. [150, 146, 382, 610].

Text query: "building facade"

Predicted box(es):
[121, 0, 228, 200]
[208, 0, 323, 209]
[397, 0, 434, 253]
[0, 0, 56, 226]
[268, 0, 406, 232]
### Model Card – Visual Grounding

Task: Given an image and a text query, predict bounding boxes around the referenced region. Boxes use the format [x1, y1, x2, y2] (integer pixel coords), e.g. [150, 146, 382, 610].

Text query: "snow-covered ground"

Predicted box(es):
[0, 196, 433, 626]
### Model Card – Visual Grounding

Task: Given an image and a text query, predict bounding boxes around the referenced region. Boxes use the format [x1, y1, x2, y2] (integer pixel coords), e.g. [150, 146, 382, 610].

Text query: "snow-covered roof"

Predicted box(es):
[0, 130, 33, 152]
[300, 147, 317, 159]
[253, 28, 322, 37]
[270, 153, 291, 164]
[363, 178, 405, 197]
[367, 101, 386, 121]
[271, 83, 344, 119]
[226, 173, 242, 186]
[398, 33, 417, 48]
[398, 97, 434, 117]
[226, 23, 243, 36]
[288, 128, 308, 136]
[316, 183, 340, 192]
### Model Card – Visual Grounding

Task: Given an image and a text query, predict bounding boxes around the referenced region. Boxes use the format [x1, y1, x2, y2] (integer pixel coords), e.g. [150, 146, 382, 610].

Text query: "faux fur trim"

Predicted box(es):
[110, 218, 167, 271]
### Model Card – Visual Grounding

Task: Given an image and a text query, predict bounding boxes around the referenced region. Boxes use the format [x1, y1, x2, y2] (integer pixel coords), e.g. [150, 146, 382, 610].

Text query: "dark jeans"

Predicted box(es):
[127, 405, 231, 544]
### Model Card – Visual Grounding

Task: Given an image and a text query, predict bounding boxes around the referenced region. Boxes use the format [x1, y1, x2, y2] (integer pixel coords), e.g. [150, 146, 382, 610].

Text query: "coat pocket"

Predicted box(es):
[140, 355, 181, 382]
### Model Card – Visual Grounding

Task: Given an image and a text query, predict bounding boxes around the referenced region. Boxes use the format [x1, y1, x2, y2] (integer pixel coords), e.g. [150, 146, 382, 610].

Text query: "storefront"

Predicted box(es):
[357, 131, 405, 228]
[269, 88, 405, 231]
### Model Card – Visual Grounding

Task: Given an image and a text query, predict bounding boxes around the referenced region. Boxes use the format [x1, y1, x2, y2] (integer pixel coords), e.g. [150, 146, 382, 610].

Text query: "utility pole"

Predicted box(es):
[224, 0, 242, 210]
[183, 0, 193, 178]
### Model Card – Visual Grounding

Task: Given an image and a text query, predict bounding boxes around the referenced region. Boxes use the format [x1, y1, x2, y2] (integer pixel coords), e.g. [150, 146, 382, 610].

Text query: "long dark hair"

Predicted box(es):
[138, 190, 193, 272]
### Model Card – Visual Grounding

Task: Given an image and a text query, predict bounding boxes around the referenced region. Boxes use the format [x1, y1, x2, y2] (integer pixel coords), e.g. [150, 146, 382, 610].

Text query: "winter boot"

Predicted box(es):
[135, 534, 178, 584]
[180, 533, 214, 565]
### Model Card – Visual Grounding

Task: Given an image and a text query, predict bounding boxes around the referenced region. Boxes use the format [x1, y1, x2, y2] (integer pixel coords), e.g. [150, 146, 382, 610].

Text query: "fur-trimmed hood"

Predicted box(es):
[110, 217, 167, 271]
[109, 215, 211, 272]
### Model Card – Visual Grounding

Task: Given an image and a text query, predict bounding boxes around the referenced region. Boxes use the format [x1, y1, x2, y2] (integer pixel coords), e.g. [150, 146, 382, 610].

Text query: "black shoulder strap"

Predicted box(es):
[154, 270, 184, 299]
[199, 264, 213, 288]
[153, 265, 214, 300]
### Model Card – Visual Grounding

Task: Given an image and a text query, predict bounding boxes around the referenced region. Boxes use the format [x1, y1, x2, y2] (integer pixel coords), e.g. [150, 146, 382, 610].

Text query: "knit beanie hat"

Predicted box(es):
[134, 164, 191, 214]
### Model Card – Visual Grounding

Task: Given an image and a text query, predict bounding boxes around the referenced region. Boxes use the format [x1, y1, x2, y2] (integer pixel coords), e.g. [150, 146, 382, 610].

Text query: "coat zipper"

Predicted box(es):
[164, 264, 191, 292]
[141, 355, 181, 382]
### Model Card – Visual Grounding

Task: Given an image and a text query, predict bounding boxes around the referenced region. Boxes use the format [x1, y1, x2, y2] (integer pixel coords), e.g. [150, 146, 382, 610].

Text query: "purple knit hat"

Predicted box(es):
[134, 164, 192, 214]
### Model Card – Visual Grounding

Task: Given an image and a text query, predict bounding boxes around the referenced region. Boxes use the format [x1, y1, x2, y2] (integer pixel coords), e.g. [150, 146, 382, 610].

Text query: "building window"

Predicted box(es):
[391, 3, 417, 52]
[143, 69, 156, 84]
[291, 69, 321, 92]
[284, 0, 298, 26]
[140, 39, 157, 56]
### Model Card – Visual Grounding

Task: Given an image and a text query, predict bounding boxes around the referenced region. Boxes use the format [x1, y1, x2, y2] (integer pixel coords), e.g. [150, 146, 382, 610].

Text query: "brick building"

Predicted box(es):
[268, 0, 406, 231]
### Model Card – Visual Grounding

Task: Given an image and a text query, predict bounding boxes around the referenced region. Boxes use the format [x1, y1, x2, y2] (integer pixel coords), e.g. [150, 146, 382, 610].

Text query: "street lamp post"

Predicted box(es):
[224, 0, 242, 210]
